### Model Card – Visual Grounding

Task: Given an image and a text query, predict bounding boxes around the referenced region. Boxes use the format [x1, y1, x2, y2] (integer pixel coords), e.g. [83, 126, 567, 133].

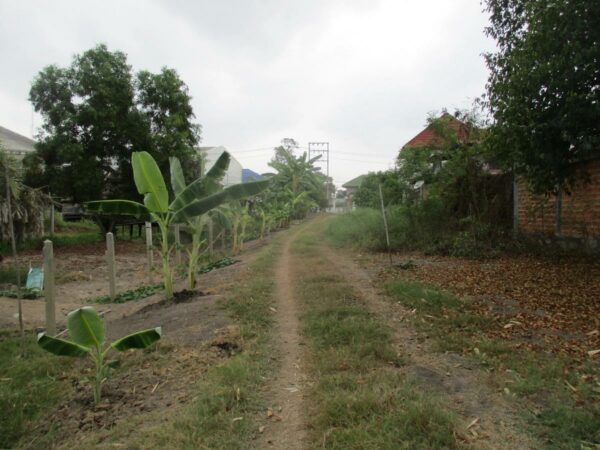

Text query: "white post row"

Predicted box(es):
[43, 240, 56, 335]
[106, 232, 116, 300]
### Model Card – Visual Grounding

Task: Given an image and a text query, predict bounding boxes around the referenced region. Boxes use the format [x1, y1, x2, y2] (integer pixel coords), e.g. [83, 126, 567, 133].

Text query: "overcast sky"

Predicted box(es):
[0, 0, 494, 186]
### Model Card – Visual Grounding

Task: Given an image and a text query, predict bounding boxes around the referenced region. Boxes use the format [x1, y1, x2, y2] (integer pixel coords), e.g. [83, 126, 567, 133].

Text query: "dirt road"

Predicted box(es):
[261, 217, 535, 449]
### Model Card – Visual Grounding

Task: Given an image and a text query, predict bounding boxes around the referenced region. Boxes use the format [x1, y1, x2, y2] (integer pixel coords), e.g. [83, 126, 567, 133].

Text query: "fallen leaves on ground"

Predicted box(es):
[377, 252, 600, 360]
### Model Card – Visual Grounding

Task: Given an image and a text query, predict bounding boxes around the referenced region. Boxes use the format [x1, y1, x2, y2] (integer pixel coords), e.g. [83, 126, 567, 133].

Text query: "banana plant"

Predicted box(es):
[169, 155, 269, 289]
[37, 306, 161, 404]
[257, 206, 267, 240]
[226, 201, 252, 255]
[87, 151, 269, 299]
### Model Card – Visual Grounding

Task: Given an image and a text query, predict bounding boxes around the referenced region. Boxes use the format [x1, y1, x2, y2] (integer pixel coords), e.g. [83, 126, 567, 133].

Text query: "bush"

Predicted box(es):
[326, 200, 455, 253]
[327, 201, 513, 258]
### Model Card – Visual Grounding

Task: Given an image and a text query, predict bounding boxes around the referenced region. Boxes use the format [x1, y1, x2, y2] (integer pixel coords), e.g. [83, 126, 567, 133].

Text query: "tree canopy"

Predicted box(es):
[484, 0, 600, 194]
[25, 44, 202, 202]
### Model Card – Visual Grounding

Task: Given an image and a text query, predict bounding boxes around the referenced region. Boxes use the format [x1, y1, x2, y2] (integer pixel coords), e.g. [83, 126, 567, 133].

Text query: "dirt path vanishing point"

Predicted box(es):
[260, 230, 307, 449]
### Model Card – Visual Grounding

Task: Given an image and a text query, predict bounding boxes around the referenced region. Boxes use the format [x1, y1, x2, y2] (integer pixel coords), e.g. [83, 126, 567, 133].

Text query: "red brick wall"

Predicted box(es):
[517, 159, 600, 238]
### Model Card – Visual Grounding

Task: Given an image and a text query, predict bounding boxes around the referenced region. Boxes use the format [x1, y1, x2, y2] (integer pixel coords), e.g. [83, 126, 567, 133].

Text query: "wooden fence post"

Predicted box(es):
[145, 222, 153, 281]
[106, 232, 116, 300]
[50, 202, 55, 236]
[43, 240, 56, 335]
[378, 184, 393, 266]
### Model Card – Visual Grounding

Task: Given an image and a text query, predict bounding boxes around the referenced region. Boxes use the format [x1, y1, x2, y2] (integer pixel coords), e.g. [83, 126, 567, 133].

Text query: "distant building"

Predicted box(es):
[198, 146, 243, 187]
[342, 174, 367, 208]
[0, 125, 36, 160]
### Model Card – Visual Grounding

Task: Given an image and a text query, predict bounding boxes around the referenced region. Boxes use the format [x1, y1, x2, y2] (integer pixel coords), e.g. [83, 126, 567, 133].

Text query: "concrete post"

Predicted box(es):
[50, 202, 55, 236]
[43, 240, 56, 335]
[106, 232, 116, 300]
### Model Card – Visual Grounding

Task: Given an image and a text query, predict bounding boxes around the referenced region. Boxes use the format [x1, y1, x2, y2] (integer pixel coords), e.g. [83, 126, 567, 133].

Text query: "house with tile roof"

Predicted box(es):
[400, 112, 470, 151]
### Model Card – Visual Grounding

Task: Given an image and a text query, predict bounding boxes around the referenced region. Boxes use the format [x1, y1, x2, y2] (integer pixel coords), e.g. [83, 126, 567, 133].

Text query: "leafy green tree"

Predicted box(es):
[483, 0, 600, 194]
[353, 171, 406, 209]
[268, 146, 327, 216]
[26, 44, 201, 202]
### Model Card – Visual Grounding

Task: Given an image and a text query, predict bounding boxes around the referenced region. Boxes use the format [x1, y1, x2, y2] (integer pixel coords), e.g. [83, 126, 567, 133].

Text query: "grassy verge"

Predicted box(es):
[0, 265, 29, 286]
[385, 280, 600, 449]
[0, 334, 75, 448]
[293, 221, 462, 449]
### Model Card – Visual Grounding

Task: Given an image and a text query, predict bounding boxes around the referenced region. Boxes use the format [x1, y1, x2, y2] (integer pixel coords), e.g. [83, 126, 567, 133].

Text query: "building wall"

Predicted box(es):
[517, 159, 600, 238]
[0, 126, 36, 161]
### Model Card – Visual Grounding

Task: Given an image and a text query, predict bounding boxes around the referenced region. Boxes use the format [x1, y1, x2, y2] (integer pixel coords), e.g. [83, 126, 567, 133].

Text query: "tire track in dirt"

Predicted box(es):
[320, 244, 538, 450]
[260, 229, 307, 449]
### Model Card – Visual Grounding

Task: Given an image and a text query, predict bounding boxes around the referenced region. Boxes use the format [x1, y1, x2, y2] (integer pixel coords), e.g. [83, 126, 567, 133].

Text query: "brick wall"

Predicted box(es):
[517, 159, 600, 238]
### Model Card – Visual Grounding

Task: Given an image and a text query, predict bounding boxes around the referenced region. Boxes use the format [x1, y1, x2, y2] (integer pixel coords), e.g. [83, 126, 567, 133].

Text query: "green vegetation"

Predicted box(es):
[0, 333, 75, 448]
[0, 288, 40, 299]
[294, 223, 461, 449]
[1, 146, 51, 245]
[0, 265, 28, 286]
[91, 284, 163, 304]
[385, 279, 600, 448]
[37, 306, 161, 404]
[0, 231, 102, 256]
[87, 151, 269, 299]
[484, 0, 600, 196]
[326, 202, 506, 257]
[199, 256, 238, 274]
[26, 44, 202, 203]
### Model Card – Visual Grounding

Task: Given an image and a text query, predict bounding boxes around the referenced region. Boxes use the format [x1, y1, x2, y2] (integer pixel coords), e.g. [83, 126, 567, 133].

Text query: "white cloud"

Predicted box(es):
[0, 0, 493, 186]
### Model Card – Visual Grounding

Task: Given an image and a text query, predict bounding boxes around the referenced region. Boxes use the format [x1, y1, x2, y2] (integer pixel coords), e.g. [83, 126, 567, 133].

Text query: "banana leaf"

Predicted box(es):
[132, 151, 169, 213]
[111, 327, 162, 351]
[67, 307, 105, 348]
[37, 333, 90, 357]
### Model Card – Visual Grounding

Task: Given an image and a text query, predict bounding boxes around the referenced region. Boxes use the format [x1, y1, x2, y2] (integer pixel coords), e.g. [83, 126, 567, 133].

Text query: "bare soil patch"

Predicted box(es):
[11, 237, 269, 448]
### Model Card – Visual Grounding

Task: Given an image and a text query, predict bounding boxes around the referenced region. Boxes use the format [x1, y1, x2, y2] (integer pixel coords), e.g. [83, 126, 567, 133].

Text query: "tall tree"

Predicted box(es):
[25, 44, 202, 202]
[272, 138, 299, 165]
[483, 0, 600, 194]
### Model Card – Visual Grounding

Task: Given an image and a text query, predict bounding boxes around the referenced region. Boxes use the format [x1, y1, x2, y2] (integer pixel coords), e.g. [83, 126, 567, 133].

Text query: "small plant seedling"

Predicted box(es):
[37, 306, 161, 404]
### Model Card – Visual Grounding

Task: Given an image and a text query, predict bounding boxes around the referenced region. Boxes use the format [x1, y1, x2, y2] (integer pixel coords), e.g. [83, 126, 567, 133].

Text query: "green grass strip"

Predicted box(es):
[293, 220, 461, 449]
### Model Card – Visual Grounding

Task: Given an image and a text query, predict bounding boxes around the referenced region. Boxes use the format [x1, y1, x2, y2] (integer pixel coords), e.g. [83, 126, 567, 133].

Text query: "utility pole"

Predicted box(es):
[308, 142, 330, 210]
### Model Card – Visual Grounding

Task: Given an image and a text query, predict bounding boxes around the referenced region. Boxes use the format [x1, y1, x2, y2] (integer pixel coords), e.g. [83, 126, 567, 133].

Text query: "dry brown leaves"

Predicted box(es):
[380, 253, 600, 361]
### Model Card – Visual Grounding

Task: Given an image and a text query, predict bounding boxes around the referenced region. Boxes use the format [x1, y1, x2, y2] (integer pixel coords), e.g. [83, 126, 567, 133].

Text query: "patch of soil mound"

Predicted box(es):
[173, 289, 202, 303]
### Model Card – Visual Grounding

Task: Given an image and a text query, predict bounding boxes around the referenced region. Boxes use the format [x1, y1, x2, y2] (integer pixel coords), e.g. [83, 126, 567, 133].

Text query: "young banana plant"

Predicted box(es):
[87, 151, 269, 299]
[169, 155, 269, 289]
[225, 201, 253, 255]
[37, 306, 161, 405]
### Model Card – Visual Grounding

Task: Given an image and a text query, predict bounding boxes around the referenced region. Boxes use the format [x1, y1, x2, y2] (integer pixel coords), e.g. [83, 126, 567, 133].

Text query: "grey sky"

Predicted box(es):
[0, 0, 493, 186]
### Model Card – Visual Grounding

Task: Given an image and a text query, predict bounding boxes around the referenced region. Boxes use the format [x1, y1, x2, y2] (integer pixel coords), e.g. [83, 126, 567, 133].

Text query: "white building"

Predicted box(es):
[198, 146, 243, 187]
[0, 126, 36, 160]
